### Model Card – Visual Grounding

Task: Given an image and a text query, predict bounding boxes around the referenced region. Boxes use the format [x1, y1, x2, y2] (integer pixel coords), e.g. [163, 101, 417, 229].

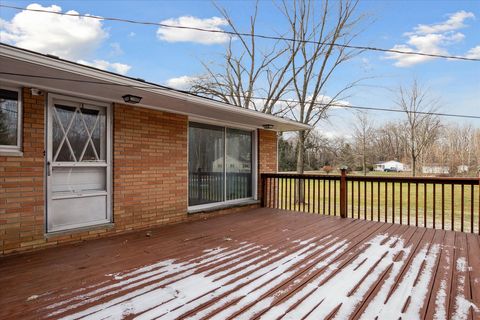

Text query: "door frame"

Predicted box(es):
[45, 93, 113, 233]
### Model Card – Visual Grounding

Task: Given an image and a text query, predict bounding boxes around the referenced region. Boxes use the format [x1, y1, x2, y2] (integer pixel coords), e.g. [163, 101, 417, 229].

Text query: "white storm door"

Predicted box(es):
[46, 95, 111, 233]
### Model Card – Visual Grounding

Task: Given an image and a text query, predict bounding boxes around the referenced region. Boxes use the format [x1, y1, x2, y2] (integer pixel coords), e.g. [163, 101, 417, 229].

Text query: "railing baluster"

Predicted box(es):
[289, 178, 292, 211]
[357, 180, 361, 219]
[433, 184, 436, 229]
[385, 182, 388, 223]
[377, 181, 380, 221]
[317, 179, 321, 214]
[415, 183, 419, 227]
[305, 179, 310, 212]
[351, 181, 354, 218]
[364, 181, 367, 220]
[322, 179, 327, 215]
[451, 184, 455, 231]
[407, 183, 411, 226]
[370, 181, 374, 221]
[461, 184, 464, 232]
[441, 184, 445, 230]
[328, 179, 332, 215]
[471, 185, 474, 233]
[392, 182, 396, 224]
[334, 180, 337, 216]
[400, 182, 403, 225]
[424, 183, 427, 228]
[275, 178, 280, 209]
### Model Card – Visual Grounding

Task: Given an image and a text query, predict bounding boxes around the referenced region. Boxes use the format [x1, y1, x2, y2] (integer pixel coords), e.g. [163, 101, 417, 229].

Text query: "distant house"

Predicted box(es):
[374, 160, 406, 172]
[422, 165, 450, 175]
[213, 155, 252, 173]
[457, 165, 469, 174]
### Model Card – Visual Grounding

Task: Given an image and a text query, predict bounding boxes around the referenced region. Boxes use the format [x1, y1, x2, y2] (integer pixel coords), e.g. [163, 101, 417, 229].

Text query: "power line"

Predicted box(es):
[1, 4, 479, 62]
[2, 72, 479, 120]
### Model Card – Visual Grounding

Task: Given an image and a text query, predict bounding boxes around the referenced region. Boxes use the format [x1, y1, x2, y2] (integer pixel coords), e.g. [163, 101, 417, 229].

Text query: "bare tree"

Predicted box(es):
[374, 122, 406, 162]
[353, 111, 375, 175]
[192, 0, 366, 168]
[396, 80, 442, 176]
[281, 0, 365, 174]
[191, 2, 297, 115]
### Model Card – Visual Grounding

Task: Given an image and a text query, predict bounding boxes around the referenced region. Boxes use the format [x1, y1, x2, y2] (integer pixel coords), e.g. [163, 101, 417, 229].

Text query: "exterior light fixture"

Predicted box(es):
[122, 94, 142, 104]
[262, 124, 274, 129]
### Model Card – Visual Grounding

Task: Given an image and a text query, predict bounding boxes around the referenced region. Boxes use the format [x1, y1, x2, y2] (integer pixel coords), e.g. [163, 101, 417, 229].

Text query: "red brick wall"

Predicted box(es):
[112, 103, 188, 229]
[0, 91, 278, 255]
[0, 88, 45, 254]
[257, 129, 278, 199]
[258, 129, 278, 173]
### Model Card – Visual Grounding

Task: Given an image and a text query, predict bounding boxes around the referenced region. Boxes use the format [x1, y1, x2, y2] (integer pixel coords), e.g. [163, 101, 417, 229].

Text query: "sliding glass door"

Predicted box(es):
[188, 123, 253, 207]
[226, 128, 252, 200]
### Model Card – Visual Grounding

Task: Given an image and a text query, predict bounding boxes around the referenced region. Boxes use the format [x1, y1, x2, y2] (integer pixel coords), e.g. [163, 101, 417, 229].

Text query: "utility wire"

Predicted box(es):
[2, 72, 479, 120]
[1, 4, 479, 62]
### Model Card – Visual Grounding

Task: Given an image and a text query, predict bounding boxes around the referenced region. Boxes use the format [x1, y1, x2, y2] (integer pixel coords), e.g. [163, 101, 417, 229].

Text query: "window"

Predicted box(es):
[0, 88, 21, 153]
[188, 122, 254, 207]
[226, 128, 252, 201]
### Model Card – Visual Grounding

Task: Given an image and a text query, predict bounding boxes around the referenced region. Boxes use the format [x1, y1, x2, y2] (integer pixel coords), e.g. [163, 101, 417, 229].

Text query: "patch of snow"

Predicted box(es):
[360, 243, 440, 319]
[434, 280, 448, 320]
[27, 295, 39, 301]
[48, 243, 259, 316]
[48, 237, 318, 319]
[187, 237, 346, 320]
[278, 235, 409, 319]
[456, 257, 467, 272]
[137, 240, 326, 319]
[451, 256, 479, 320]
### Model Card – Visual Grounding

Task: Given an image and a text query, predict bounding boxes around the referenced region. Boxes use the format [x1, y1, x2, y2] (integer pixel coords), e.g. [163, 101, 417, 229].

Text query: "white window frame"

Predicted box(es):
[0, 86, 22, 156]
[187, 120, 258, 212]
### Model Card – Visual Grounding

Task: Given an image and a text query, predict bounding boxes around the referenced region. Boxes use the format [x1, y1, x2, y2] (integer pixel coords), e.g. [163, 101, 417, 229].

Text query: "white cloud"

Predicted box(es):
[165, 75, 197, 89]
[157, 16, 231, 44]
[77, 59, 131, 75]
[0, 3, 106, 60]
[412, 10, 475, 35]
[385, 11, 475, 67]
[0, 3, 131, 75]
[465, 45, 480, 59]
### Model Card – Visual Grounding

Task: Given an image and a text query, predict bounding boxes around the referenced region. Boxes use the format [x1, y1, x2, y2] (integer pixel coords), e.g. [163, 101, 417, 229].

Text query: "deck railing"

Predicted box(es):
[261, 170, 480, 234]
[189, 172, 252, 206]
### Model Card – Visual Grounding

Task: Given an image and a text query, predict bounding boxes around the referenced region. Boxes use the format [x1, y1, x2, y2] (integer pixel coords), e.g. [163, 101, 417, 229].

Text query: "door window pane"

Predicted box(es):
[188, 123, 225, 206]
[226, 128, 253, 200]
[0, 89, 19, 147]
[53, 104, 106, 162]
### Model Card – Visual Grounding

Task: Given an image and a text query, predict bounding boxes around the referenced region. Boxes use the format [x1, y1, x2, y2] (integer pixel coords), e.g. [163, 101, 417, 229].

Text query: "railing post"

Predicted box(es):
[261, 174, 266, 207]
[340, 167, 347, 218]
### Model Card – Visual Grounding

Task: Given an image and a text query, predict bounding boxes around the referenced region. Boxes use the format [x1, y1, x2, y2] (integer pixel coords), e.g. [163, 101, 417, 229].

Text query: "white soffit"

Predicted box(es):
[0, 44, 310, 132]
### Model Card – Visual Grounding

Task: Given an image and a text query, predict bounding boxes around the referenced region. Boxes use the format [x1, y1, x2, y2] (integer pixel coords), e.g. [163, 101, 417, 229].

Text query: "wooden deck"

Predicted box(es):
[1, 208, 479, 319]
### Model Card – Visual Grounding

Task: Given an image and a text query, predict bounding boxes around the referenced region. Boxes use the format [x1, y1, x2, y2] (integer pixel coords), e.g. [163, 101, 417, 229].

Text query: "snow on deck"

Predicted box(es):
[44, 236, 476, 319]
[1, 208, 479, 319]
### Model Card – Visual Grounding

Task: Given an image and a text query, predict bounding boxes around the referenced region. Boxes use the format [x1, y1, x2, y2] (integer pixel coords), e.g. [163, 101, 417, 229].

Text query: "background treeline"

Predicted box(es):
[279, 121, 480, 177]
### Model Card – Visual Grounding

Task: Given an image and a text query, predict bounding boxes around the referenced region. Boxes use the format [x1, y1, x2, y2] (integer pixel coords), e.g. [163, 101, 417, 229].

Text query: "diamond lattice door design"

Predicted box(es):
[46, 97, 111, 233]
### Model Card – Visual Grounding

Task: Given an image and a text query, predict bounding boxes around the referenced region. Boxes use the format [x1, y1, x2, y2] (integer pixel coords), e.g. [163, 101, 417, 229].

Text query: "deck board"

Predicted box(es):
[0, 208, 479, 319]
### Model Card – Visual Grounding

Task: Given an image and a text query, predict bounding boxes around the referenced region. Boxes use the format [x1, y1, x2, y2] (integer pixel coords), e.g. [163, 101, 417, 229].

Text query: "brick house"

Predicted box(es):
[0, 44, 308, 255]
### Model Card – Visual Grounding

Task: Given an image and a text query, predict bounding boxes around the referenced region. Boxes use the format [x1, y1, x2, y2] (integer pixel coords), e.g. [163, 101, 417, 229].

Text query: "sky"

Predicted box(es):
[0, 0, 479, 137]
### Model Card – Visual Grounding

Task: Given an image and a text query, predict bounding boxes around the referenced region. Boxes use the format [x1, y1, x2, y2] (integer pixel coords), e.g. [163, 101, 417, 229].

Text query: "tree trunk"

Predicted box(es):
[411, 155, 416, 177]
[296, 131, 306, 205]
[363, 153, 367, 176]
